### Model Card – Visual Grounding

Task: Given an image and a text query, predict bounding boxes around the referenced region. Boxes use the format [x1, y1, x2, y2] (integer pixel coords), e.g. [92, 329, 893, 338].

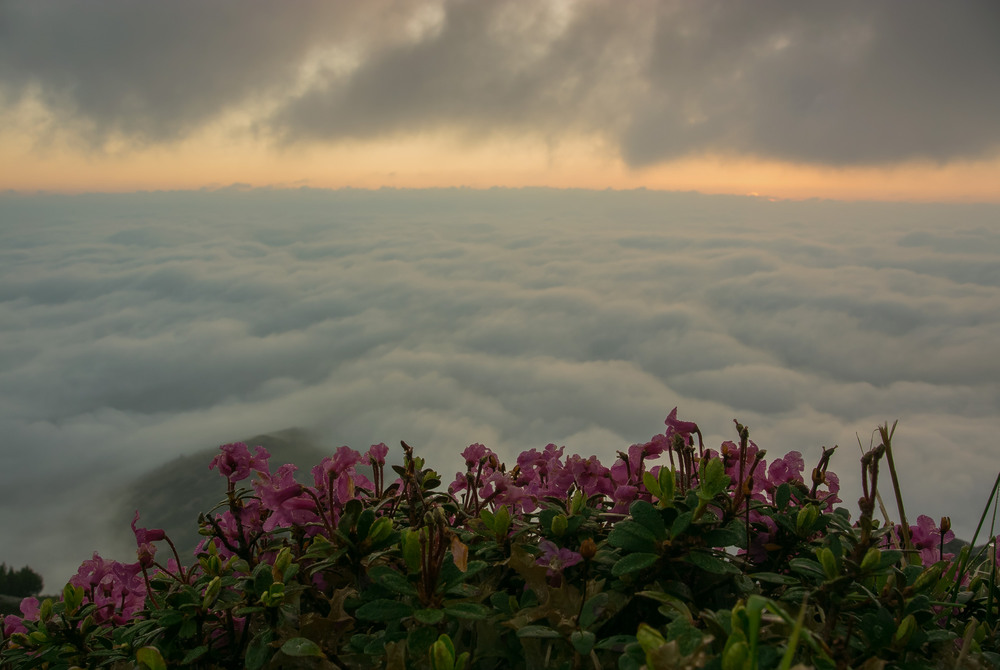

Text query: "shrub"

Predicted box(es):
[2, 410, 998, 669]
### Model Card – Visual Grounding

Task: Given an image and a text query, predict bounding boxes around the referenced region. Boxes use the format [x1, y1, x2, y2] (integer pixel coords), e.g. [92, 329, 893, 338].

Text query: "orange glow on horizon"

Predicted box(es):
[2, 126, 999, 203]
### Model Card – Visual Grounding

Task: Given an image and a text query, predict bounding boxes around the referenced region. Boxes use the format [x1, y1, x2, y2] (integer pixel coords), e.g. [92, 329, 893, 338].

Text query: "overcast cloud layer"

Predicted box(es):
[1, 188, 999, 588]
[2, 0, 999, 166]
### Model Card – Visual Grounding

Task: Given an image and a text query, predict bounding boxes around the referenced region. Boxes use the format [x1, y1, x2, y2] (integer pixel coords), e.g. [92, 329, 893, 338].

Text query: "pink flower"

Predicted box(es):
[462, 443, 489, 468]
[365, 442, 389, 466]
[536, 540, 583, 578]
[1, 598, 40, 637]
[69, 553, 146, 625]
[209, 443, 271, 483]
[907, 515, 955, 564]
[131, 510, 166, 568]
[664, 407, 698, 445]
[255, 464, 320, 532]
[313, 446, 363, 481]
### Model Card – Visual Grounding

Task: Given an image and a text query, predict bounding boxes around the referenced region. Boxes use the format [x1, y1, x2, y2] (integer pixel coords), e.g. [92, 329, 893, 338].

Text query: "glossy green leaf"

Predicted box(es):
[356, 598, 414, 621]
[369, 565, 418, 596]
[579, 592, 609, 629]
[136, 647, 167, 670]
[414, 608, 445, 624]
[608, 520, 658, 553]
[630, 500, 667, 540]
[516, 625, 562, 639]
[443, 602, 490, 620]
[281, 637, 325, 658]
[612, 552, 659, 577]
[685, 550, 740, 575]
[571, 630, 596, 655]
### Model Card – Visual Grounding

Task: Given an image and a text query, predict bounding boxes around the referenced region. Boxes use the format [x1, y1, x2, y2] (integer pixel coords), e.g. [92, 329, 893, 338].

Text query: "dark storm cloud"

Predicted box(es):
[2, 188, 1000, 589]
[3, 1, 999, 165]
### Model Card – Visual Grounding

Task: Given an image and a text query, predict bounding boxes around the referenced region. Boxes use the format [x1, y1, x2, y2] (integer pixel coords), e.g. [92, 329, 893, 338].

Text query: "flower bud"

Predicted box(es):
[894, 614, 917, 647]
[272, 547, 292, 583]
[551, 514, 568, 537]
[367, 516, 393, 543]
[940, 516, 951, 535]
[796, 504, 820, 536]
[202, 576, 222, 609]
[860, 547, 882, 572]
[817, 547, 839, 580]
[722, 639, 750, 670]
[913, 563, 943, 592]
[580, 538, 598, 561]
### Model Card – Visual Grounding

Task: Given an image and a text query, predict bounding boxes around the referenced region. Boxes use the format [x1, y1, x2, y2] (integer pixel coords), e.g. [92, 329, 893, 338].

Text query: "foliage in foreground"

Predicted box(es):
[2, 410, 1000, 669]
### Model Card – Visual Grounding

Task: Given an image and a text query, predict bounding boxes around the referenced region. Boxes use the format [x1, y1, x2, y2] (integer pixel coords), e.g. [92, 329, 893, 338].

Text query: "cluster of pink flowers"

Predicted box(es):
[882, 515, 956, 566]
[67, 553, 148, 625]
[198, 442, 385, 558]
[1, 599, 38, 638]
[449, 408, 840, 530]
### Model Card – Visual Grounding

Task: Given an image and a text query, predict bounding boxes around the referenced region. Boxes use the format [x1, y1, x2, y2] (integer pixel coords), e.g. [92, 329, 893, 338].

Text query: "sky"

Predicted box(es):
[1, 1, 1000, 588]
[1, 0, 999, 200]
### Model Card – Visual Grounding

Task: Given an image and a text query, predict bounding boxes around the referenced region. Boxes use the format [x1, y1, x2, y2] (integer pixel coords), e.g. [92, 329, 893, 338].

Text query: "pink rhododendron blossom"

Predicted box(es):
[209, 443, 271, 484]
[1, 597, 39, 637]
[365, 442, 389, 466]
[758, 451, 805, 503]
[131, 510, 166, 568]
[612, 484, 639, 514]
[536, 540, 583, 578]
[908, 515, 955, 565]
[312, 446, 374, 510]
[69, 553, 146, 625]
[664, 407, 698, 445]
[255, 464, 321, 531]
[563, 454, 614, 498]
[462, 443, 489, 467]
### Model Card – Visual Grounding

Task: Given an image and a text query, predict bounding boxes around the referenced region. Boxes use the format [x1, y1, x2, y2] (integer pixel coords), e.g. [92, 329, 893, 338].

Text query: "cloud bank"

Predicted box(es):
[2, 0, 999, 166]
[1, 188, 999, 588]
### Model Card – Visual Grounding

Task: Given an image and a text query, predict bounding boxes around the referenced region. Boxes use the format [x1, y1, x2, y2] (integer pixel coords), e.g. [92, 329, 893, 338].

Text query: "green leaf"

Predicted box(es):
[702, 527, 741, 548]
[685, 550, 740, 575]
[245, 630, 275, 670]
[608, 520, 657, 553]
[516, 625, 562, 639]
[775, 483, 791, 510]
[643, 470, 662, 497]
[443, 602, 490, 620]
[180, 646, 209, 665]
[356, 599, 414, 621]
[751, 572, 799, 586]
[414, 608, 445, 625]
[788, 557, 826, 581]
[281, 637, 325, 658]
[697, 457, 730, 500]
[595, 634, 637, 650]
[612, 552, 659, 577]
[408, 625, 440, 655]
[136, 647, 167, 670]
[670, 511, 692, 539]
[369, 565, 418, 596]
[579, 592, 609, 629]
[571, 630, 596, 655]
[875, 550, 905, 572]
[357, 508, 376, 540]
[630, 500, 667, 540]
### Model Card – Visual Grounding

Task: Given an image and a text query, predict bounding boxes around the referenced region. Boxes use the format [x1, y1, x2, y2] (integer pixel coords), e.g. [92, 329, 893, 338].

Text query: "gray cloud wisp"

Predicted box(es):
[2, 0, 999, 165]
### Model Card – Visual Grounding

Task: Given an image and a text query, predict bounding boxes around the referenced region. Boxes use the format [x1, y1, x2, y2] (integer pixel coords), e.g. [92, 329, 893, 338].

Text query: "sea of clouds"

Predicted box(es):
[2, 187, 999, 589]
